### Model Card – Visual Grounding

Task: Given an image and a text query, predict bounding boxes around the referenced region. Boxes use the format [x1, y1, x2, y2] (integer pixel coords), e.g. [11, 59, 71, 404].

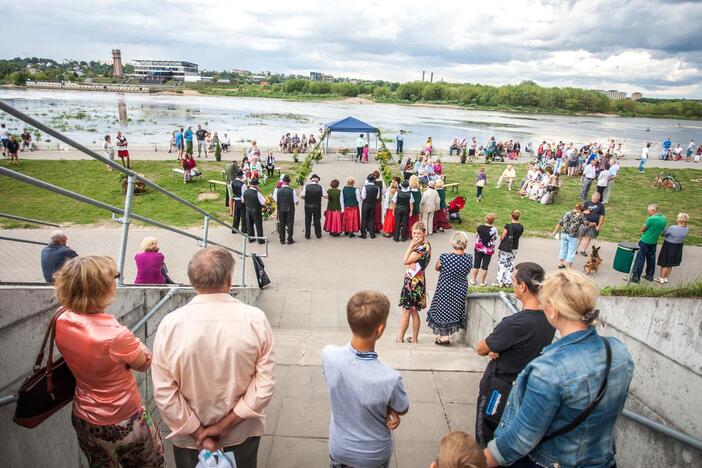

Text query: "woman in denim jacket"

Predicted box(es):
[485, 270, 634, 468]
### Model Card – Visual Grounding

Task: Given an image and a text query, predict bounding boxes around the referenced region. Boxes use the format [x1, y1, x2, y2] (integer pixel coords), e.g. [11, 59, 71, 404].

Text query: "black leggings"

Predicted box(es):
[474, 251, 492, 270]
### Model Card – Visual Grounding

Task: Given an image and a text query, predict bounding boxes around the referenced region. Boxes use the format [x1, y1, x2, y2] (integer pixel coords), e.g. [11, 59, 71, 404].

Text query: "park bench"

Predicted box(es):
[208, 179, 228, 191]
[172, 168, 201, 180]
[444, 182, 460, 192]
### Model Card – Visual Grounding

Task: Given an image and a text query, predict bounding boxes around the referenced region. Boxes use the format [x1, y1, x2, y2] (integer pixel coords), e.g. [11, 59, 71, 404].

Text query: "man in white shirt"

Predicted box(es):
[356, 134, 365, 163]
[579, 160, 598, 200]
[639, 143, 650, 172]
[603, 160, 620, 204]
[152, 247, 275, 468]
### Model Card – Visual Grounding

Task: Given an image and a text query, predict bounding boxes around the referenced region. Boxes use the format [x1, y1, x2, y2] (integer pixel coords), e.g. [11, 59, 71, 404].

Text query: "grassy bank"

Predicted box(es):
[388, 163, 702, 245]
[0, 160, 297, 228]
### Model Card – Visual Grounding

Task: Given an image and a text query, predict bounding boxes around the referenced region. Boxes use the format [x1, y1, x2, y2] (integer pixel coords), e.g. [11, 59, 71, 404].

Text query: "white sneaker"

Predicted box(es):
[469, 279, 476, 285]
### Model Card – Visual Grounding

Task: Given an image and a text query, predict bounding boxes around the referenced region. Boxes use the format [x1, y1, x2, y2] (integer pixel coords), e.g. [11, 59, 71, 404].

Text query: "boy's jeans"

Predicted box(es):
[330, 458, 390, 468]
[639, 158, 647, 172]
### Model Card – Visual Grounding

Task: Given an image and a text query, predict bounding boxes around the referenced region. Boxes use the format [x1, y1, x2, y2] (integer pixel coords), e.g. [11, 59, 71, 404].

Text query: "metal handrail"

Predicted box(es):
[0, 236, 48, 247]
[0, 101, 240, 234]
[0, 167, 268, 278]
[0, 213, 60, 227]
[467, 291, 702, 452]
[0, 286, 180, 409]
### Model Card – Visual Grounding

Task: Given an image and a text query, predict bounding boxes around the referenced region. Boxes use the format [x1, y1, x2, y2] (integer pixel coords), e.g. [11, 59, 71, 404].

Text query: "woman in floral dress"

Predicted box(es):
[397, 222, 432, 344]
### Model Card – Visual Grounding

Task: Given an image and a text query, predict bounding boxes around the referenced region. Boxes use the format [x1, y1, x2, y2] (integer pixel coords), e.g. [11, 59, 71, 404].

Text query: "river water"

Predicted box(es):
[0, 89, 699, 154]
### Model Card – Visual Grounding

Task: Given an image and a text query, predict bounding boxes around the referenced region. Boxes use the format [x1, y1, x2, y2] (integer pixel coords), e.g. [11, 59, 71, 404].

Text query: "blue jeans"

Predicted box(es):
[639, 158, 647, 172]
[632, 241, 656, 281]
[396, 140, 403, 153]
[559, 234, 579, 263]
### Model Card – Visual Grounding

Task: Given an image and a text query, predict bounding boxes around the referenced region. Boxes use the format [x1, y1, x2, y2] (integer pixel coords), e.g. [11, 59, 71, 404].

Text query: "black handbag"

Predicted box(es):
[14, 308, 76, 428]
[498, 224, 514, 253]
[251, 254, 271, 289]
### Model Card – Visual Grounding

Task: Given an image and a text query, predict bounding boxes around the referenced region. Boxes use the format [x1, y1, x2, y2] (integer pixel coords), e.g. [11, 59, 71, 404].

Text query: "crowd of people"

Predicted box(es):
[278, 132, 317, 153]
[656, 137, 701, 162]
[40, 240, 635, 468]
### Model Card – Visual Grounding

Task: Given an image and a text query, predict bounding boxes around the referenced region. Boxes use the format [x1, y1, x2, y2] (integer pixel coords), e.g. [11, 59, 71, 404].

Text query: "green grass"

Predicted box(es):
[602, 280, 702, 298]
[390, 162, 702, 245]
[0, 160, 297, 228]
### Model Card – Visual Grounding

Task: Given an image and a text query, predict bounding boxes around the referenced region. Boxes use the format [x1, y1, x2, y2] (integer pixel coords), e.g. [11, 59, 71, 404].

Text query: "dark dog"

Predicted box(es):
[583, 245, 603, 275]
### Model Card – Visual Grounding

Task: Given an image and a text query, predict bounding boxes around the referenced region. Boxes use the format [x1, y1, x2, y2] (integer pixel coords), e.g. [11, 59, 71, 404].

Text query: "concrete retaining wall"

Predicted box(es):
[464, 294, 702, 468]
[0, 285, 259, 468]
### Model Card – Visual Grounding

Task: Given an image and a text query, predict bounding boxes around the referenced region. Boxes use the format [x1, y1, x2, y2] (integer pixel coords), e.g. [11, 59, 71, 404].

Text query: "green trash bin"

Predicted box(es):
[613, 242, 640, 274]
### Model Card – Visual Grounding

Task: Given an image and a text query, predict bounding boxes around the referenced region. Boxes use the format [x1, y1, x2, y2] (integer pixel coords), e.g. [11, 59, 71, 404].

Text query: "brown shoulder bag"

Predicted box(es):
[13, 308, 76, 428]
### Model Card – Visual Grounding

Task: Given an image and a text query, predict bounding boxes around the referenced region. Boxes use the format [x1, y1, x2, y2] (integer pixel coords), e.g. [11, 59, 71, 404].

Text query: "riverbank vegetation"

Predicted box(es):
[0, 160, 295, 227]
[191, 80, 702, 119]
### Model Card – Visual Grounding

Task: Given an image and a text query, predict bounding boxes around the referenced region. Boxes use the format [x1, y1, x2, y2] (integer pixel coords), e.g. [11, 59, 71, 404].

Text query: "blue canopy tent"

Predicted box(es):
[324, 116, 378, 155]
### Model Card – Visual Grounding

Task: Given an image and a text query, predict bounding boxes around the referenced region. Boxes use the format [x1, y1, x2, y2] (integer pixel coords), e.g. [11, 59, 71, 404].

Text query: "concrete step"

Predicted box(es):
[271, 328, 486, 373]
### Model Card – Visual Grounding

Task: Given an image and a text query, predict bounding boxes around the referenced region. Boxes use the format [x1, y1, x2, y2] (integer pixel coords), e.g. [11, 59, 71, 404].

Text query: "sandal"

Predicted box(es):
[480, 282, 488, 287]
[654, 278, 666, 284]
[435, 338, 450, 346]
[395, 336, 404, 343]
[407, 337, 415, 344]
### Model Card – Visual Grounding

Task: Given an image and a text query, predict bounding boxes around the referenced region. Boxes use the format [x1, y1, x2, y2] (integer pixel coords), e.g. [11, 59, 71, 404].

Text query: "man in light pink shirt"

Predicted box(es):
[151, 246, 276, 468]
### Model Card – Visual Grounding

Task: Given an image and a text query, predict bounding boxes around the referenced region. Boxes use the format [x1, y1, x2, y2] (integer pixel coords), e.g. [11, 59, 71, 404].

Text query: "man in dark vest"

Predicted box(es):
[273, 174, 298, 244]
[393, 180, 414, 242]
[230, 171, 247, 234]
[301, 174, 327, 239]
[360, 174, 379, 239]
[243, 178, 266, 244]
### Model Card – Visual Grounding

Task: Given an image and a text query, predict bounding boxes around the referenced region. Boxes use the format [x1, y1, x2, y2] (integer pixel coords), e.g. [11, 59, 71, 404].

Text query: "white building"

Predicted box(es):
[596, 89, 627, 100]
[131, 60, 199, 81]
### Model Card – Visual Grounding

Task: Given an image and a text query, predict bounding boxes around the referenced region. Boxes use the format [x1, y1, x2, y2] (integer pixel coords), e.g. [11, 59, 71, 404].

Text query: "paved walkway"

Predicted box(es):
[3, 153, 702, 467]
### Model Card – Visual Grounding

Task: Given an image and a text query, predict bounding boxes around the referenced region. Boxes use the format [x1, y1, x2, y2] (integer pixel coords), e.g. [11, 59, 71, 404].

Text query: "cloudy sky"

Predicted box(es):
[2, 0, 702, 98]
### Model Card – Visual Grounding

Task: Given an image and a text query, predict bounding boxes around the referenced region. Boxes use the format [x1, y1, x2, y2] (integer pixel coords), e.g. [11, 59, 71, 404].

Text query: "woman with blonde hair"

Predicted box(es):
[484, 270, 634, 468]
[656, 213, 690, 283]
[432, 179, 452, 232]
[408, 175, 422, 231]
[55, 256, 165, 467]
[341, 176, 361, 237]
[135, 236, 168, 284]
[397, 222, 431, 344]
[382, 179, 399, 237]
[426, 231, 473, 345]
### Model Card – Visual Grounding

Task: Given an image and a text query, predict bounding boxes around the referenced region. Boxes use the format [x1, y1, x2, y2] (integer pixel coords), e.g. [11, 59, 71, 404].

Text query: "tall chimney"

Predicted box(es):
[112, 49, 123, 78]
[422, 70, 425, 81]
[430, 72, 434, 83]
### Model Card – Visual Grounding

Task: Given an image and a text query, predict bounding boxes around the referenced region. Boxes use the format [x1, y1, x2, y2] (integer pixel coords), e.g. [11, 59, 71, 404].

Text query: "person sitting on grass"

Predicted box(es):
[322, 290, 409, 468]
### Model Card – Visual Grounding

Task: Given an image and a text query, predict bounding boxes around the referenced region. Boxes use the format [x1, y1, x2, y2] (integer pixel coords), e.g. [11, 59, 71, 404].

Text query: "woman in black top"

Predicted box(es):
[493, 210, 524, 287]
[475, 262, 555, 447]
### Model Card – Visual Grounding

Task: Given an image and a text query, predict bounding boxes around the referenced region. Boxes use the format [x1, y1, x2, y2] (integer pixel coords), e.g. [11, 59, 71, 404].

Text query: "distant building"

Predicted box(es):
[596, 89, 627, 100]
[631, 92, 643, 101]
[131, 60, 199, 82]
[310, 71, 322, 81]
[252, 74, 267, 82]
[322, 74, 334, 82]
[217, 78, 231, 84]
[112, 49, 123, 77]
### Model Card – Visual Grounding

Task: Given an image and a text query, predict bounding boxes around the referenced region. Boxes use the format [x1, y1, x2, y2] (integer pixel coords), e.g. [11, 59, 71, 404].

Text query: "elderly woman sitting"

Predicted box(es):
[496, 165, 517, 191]
[135, 236, 171, 284]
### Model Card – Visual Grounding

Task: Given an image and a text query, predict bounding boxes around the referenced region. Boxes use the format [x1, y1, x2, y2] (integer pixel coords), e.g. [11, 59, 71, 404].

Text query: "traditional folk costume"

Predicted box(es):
[373, 179, 383, 233]
[341, 185, 361, 236]
[382, 188, 397, 237]
[324, 187, 343, 235]
[360, 178, 380, 238]
[408, 188, 422, 231]
[433, 188, 452, 232]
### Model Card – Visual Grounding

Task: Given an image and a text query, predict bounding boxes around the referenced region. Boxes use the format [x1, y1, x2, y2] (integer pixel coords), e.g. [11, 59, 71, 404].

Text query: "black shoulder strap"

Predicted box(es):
[541, 337, 612, 442]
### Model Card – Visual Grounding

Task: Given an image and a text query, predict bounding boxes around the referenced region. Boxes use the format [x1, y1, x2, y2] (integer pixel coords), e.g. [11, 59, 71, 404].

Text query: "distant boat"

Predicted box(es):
[646, 127, 650, 132]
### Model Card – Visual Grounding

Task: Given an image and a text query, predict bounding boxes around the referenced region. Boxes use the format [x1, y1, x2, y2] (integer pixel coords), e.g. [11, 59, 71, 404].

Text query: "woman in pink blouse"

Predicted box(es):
[54, 255, 164, 467]
[135, 236, 166, 284]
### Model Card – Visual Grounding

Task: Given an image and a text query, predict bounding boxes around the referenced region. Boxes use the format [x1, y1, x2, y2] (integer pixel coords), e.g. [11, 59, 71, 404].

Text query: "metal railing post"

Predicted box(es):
[117, 174, 136, 286]
[241, 236, 247, 287]
[202, 215, 210, 247]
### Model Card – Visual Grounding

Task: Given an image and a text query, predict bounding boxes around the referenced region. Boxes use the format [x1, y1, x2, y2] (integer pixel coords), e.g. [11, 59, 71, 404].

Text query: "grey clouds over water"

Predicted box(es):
[1, 0, 701, 97]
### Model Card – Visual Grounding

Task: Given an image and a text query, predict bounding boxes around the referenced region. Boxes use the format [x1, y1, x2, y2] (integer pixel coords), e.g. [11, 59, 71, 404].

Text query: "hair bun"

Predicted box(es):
[581, 308, 600, 325]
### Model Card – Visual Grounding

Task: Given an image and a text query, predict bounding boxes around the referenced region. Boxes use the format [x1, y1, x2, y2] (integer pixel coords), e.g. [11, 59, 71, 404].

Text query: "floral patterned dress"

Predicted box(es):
[399, 242, 432, 310]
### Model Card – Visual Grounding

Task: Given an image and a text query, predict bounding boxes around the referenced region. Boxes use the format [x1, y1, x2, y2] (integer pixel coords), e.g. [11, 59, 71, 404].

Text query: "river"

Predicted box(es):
[0, 88, 699, 154]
